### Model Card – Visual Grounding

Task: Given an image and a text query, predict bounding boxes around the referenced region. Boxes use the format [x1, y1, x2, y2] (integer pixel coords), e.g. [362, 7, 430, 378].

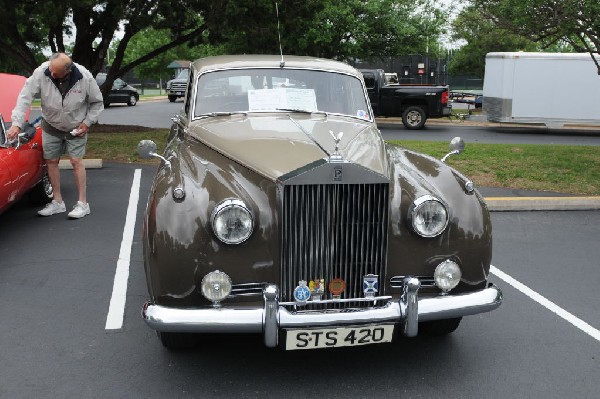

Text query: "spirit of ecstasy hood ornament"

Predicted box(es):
[329, 130, 344, 162]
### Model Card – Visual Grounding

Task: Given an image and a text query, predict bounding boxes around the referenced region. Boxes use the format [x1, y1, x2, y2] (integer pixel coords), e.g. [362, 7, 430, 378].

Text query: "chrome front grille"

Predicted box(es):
[170, 82, 187, 91]
[280, 183, 389, 303]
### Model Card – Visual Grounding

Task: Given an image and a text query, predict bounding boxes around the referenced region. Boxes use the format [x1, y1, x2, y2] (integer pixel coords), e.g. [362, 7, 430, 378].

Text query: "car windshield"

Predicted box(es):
[193, 68, 371, 120]
[0, 114, 6, 146]
[176, 69, 189, 80]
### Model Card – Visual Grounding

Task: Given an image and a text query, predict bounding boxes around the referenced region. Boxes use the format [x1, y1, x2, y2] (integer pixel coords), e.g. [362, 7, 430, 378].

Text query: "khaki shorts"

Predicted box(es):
[42, 130, 87, 159]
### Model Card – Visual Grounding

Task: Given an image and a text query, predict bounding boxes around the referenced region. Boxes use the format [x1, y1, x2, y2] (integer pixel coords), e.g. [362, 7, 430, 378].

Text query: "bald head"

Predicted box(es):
[49, 53, 73, 80]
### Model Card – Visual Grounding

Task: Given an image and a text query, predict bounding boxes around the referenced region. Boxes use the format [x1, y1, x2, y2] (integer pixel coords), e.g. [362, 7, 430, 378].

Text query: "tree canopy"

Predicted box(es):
[470, 0, 600, 74]
[0, 0, 211, 92]
[0, 0, 447, 93]
[448, 6, 539, 78]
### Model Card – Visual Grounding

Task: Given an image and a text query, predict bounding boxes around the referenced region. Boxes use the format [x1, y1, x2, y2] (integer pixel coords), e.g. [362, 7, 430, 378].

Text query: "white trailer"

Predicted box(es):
[483, 52, 600, 128]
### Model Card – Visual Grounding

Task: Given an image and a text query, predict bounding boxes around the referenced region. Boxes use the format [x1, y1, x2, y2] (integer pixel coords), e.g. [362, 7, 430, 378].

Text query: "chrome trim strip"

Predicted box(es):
[280, 296, 392, 307]
[391, 276, 435, 288]
[230, 283, 265, 297]
[142, 282, 502, 347]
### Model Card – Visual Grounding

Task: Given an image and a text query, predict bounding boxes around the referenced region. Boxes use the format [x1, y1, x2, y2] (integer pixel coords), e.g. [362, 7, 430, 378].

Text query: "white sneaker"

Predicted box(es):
[38, 200, 66, 216]
[68, 201, 91, 219]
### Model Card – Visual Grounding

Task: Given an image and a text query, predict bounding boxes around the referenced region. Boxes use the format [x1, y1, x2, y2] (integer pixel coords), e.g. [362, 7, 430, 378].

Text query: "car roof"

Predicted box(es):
[191, 55, 361, 77]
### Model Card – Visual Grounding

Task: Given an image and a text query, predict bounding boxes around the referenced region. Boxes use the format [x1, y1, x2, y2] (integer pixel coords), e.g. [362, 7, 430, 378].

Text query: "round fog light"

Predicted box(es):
[434, 260, 462, 293]
[201, 270, 232, 305]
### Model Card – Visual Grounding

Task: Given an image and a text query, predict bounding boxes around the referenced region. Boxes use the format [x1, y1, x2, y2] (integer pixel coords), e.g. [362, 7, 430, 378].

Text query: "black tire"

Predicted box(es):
[168, 95, 177, 102]
[158, 331, 198, 350]
[28, 171, 54, 206]
[127, 95, 138, 106]
[402, 106, 427, 130]
[419, 317, 462, 336]
[104, 102, 110, 108]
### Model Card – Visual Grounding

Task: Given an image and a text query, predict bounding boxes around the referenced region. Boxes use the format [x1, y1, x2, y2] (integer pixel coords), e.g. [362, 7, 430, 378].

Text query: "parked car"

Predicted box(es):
[95, 73, 139, 107]
[0, 73, 53, 215]
[137, 55, 502, 350]
[166, 69, 189, 102]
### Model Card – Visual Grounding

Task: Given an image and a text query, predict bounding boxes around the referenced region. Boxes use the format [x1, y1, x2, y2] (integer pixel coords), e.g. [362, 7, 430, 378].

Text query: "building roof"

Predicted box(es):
[167, 60, 191, 69]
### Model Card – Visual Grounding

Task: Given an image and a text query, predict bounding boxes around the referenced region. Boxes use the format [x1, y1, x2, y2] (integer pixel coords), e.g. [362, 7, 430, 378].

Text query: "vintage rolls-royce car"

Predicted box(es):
[138, 55, 502, 350]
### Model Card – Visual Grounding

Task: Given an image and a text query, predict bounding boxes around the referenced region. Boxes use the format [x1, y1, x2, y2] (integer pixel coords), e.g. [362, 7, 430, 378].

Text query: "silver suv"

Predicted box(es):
[166, 69, 189, 102]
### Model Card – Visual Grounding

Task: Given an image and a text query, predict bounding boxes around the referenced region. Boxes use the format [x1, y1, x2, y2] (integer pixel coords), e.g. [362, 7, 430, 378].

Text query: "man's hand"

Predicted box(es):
[6, 125, 21, 141]
[74, 123, 89, 137]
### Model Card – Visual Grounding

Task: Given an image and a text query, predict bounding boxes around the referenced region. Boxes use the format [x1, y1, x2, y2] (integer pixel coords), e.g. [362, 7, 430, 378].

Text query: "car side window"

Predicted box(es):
[363, 73, 375, 89]
[184, 71, 194, 116]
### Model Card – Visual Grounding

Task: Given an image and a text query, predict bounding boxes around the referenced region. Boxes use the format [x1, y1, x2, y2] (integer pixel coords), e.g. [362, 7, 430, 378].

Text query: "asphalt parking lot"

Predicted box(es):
[1, 161, 599, 398]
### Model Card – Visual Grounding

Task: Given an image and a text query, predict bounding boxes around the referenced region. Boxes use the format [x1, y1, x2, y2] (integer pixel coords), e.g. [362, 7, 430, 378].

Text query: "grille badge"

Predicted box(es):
[329, 278, 346, 299]
[363, 274, 379, 299]
[309, 279, 325, 301]
[293, 281, 311, 305]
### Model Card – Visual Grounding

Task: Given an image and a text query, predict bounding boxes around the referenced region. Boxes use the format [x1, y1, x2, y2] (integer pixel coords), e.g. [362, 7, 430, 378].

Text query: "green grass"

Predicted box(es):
[86, 126, 169, 164]
[389, 140, 600, 195]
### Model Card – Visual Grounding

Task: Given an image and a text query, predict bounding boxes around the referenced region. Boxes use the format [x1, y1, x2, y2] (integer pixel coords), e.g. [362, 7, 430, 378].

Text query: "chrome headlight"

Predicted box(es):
[211, 199, 254, 244]
[201, 270, 232, 305]
[408, 195, 449, 237]
[434, 260, 462, 293]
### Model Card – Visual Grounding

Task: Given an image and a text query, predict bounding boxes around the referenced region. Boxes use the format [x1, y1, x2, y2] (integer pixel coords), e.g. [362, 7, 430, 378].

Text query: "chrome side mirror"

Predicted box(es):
[137, 140, 171, 167]
[441, 137, 465, 163]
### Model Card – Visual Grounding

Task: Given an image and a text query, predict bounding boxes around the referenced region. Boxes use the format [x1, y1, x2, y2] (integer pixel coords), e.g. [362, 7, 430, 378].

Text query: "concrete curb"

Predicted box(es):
[484, 196, 600, 211]
[59, 159, 103, 169]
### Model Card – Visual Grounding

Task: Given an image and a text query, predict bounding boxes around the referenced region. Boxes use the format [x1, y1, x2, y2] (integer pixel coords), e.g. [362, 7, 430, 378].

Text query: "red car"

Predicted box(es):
[0, 73, 53, 215]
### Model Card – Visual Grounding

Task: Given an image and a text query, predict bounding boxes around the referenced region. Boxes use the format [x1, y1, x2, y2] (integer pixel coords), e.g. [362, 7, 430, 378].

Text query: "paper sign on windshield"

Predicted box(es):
[248, 88, 317, 112]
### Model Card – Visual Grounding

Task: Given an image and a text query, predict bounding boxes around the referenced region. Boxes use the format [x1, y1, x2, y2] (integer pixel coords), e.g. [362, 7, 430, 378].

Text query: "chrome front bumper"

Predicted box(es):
[142, 278, 503, 348]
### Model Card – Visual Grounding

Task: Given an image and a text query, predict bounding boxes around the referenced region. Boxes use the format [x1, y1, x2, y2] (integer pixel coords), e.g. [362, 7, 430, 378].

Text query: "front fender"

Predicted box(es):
[385, 144, 492, 292]
[142, 138, 280, 307]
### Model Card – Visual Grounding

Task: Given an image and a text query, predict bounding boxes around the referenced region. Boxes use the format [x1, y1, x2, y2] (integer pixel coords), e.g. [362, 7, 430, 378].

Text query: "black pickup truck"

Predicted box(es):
[360, 69, 451, 129]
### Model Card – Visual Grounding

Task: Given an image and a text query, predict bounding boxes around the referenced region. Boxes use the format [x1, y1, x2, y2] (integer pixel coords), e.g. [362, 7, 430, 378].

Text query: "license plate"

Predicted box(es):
[176, 92, 182, 95]
[285, 324, 394, 350]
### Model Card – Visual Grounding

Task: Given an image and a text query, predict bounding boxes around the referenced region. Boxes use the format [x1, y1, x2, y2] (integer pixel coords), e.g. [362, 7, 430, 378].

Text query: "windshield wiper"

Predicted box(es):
[200, 111, 248, 117]
[276, 108, 329, 117]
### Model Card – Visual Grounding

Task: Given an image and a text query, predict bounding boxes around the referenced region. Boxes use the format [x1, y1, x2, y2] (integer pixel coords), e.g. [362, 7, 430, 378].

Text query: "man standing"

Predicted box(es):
[6, 53, 104, 219]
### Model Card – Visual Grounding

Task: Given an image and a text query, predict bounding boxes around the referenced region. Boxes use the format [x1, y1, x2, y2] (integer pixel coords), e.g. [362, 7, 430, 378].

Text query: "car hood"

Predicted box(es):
[187, 114, 389, 181]
[0, 73, 29, 122]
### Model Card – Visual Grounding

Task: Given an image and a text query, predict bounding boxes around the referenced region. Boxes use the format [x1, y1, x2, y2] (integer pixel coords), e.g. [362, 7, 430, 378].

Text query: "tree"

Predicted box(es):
[471, 0, 600, 74]
[209, 0, 447, 61]
[448, 6, 539, 78]
[0, 0, 212, 94]
[119, 29, 223, 83]
[0, 0, 449, 94]
[298, 0, 447, 60]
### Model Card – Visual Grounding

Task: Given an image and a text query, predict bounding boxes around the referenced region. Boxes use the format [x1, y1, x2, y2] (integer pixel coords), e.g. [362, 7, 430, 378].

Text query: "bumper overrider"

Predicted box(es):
[142, 277, 503, 348]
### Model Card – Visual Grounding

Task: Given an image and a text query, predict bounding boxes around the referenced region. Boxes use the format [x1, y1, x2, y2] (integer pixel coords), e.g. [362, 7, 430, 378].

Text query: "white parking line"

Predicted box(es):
[490, 265, 600, 343]
[105, 169, 142, 330]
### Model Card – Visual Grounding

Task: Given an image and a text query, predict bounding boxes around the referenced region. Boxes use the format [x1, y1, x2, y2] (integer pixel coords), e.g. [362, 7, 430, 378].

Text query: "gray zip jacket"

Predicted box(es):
[11, 61, 104, 132]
